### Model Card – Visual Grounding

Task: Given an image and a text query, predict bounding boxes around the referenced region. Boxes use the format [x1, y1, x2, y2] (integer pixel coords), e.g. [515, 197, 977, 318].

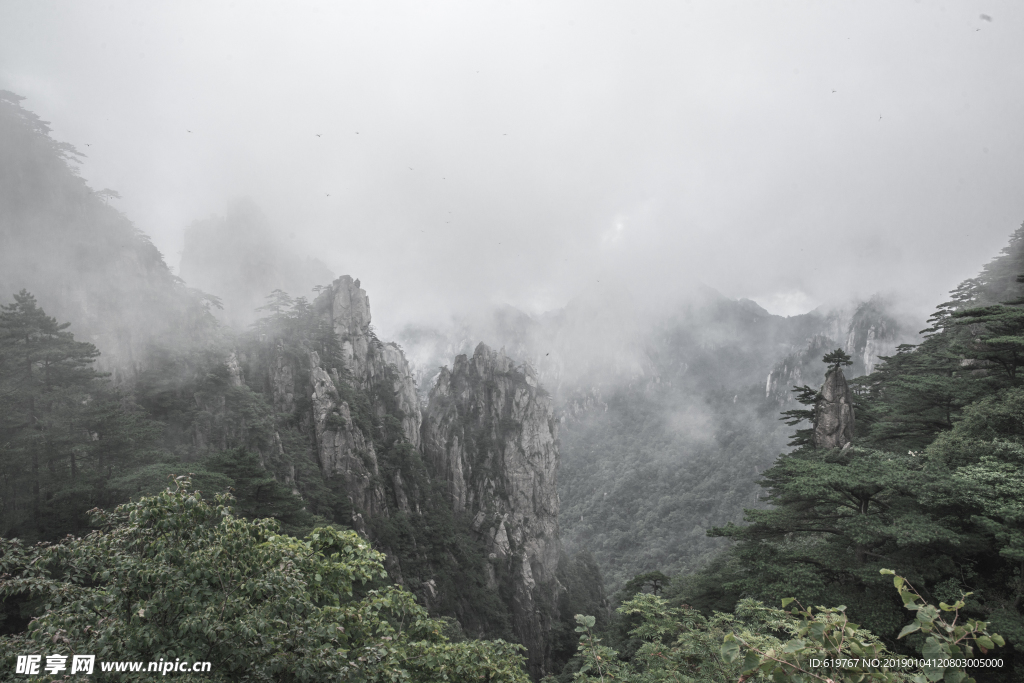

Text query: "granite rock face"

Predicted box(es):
[308, 350, 388, 516]
[321, 275, 374, 380]
[813, 367, 855, 449]
[302, 277, 423, 549]
[315, 275, 421, 448]
[422, 342, 561, 678]
[254, 277, 564, 674]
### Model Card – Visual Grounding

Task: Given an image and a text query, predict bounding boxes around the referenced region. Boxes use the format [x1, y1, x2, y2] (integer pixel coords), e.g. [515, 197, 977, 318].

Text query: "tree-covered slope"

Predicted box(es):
[0, 91, 219, 382]
[667, 223, 1024, 680]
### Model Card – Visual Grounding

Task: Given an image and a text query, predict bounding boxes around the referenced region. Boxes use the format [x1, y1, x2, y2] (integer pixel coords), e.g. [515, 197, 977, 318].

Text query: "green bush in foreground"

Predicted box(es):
[0, 477, 528, 682]
[562, 570, 1004, 683]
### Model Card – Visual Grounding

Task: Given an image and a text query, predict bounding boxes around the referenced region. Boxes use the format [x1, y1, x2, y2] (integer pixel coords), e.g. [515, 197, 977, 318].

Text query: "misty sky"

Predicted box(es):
[2, 1, 1023, 334]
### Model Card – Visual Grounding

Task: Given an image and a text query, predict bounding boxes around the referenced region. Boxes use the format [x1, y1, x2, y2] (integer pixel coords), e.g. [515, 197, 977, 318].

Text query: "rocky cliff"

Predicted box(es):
[275, 275, 424, 535]
[255, 277, 564, 665]
[422, 343, 561, 678]
[232, 277, 568, 675]
[397, 286, 920, 593]
[308, 349, 389, 517]
[315, 275, 421, 448]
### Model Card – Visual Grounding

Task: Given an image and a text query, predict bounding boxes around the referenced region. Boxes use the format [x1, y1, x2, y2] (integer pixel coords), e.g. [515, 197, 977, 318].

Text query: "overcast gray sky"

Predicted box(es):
[2, 0, 1023, 333]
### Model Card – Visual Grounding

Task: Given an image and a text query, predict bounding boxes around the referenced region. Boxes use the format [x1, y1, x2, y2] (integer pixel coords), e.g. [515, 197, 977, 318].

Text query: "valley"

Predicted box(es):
[3, 86, 1023, 682]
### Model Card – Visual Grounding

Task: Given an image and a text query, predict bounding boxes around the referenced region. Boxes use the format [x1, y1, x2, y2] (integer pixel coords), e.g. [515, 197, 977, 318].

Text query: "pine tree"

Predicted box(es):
[822, 347, 853, 371]
[0, 291, 101, 534]
[707, 349, 962, 639]
[0, 291, 158, 538]
[204, 447, 313, 536]
[779, 384, 818, 447]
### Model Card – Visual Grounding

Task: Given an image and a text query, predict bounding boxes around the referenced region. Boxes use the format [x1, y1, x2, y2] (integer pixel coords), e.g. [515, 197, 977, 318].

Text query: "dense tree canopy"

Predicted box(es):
[0, 290, 161, 539]
[0, 479, 529, 682]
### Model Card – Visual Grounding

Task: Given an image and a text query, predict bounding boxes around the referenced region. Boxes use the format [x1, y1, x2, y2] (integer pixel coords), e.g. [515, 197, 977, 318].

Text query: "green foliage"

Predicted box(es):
[368, 500, 516, 642]
[559, 383, 787, 591]
[567, 614, 629, 683]
[257, 288, 296, 318]
[621, 572, 670, 600]
[105, 462, 233, 501]
[853, 223, 1024, 452]
[0, 291, 165, 539]
[563, 573, 1003, 683]
[673, 226, 1024, 680]
[779, 384, 819, 448]
[723, 572, 1004, 683]
[204, 448, 314, 536]
[948, 305, 1024, 382]
[706, 445, 963, 639]
[0, 479, 529, 682]
[824, 348, 854, 370]
[551, 552, 610, 671]
[558, 595, 821, 682]
[851, 338, 980, 452]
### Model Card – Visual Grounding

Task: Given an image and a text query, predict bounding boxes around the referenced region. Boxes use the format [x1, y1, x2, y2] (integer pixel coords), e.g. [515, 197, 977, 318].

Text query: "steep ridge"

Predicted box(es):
[0, 91, 217, 383]
[308, 348, 388, 518]
[315, 276, 421, 449]
[0, 104, 574, 671]
[422, 343, 561, 677]
[238, 277, 565, 678]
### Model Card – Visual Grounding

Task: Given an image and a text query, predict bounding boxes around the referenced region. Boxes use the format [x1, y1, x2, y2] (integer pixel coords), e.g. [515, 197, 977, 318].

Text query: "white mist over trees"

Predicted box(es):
[179, 199, 334, 328]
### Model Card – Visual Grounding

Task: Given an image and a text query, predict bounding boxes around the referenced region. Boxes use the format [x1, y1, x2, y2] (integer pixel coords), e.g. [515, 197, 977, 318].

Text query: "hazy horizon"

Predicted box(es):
[3, 1, 1023, 333]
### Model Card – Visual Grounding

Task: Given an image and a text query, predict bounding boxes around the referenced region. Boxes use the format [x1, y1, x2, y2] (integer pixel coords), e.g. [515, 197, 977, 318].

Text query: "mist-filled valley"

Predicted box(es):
[4, 3, 1024, 681]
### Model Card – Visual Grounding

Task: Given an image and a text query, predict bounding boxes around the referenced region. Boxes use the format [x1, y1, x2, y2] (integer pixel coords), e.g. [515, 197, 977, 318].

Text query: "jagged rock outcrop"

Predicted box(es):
[247, 277, 564, 669]
[308, 350, 388, 516]
[379, 342, 422, 450]
[812, 367, 855, 449]
[302, 277, 421, 563]
[315, 275, 421, 448]
[321, 275, 375, 379]
[421, 343, 561, 678]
